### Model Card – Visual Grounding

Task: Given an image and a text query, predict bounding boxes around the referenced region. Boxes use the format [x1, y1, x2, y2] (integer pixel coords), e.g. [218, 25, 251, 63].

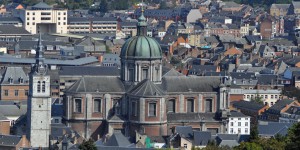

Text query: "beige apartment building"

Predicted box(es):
[20, 2, 67, 34]
[68, 17, 117, 34]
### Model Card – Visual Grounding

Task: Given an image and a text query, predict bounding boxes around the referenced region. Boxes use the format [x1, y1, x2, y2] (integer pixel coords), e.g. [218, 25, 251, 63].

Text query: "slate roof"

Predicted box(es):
[105, 132, 131, 147]
[216, 134, 239, 147]
[0, 25, 30, 35]
[188, 65, 217, 75]
[0, 17, 22, 23]
[162, 68, 184, 77]
[256, 74, 278, 85]
[51, 104, 63, 117]
[230, 72, 256, 80]
[167, 113, 217, 122]
[127, 79, 165, 97]
[175, 126, 193, 138]
[161, 76, 221, 93]
[232, 100, 266, 111]
[0, 113, 9, 121]
[59, 66, 120, 76]
[67, 76, 125, 93]
[258, 121, 292, 137]
[0, 55, 99, 66]
[267, 99, 294, 113]
[0, 104, 27, 117]
[0, 135, 21, 146]
[1, 67, 29, 85]
[193, 131, 211, 146]
[32, 2, 52, 9]
[229, 111, 249, 118]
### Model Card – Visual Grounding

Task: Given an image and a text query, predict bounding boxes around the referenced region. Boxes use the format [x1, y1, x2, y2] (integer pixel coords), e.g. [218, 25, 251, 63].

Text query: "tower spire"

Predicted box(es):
[137, 0, 147, 36]
[33, 33, 47, 75]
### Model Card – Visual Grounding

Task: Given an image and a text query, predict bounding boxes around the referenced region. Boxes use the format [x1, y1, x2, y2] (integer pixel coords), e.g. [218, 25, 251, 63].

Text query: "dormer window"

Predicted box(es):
[8, 77, 13, 84]
[19, 77, 24, 84]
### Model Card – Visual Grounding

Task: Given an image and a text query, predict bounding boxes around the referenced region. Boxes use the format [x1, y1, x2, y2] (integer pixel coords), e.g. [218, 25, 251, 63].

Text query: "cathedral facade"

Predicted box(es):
[63, 11, 230, 139]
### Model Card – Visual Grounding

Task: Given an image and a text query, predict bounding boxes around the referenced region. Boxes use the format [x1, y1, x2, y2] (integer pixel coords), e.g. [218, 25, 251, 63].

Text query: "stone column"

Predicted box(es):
[86, 94, 92, 119]
[135, 63, 138, 82]
[140, 98, 145, 122]
[105, 94, 111, 119]
[179, 94, 184, 113]
[139, 63, 142, 82]
[198, 94, 202, 112]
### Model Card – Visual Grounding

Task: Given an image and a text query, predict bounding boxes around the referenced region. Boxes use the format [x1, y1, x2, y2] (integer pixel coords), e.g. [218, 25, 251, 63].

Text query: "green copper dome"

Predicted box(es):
[120, 36, 162, 59]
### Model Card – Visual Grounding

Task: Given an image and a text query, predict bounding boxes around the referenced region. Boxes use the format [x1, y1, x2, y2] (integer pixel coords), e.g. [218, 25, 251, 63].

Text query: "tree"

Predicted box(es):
[249, 125, 259, 141]
[234, 142, 263, 150]
[159, 0, 167, 9]
[250, 93, 263, 105]
[79, 138, 97, 150]
[99, 0, 108, 13]
[286, 122, 300, 150]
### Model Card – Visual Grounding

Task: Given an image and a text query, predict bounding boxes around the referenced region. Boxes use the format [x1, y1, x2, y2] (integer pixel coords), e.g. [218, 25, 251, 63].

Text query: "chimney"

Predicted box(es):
[20, 135, 28, 147]
[235, 56, 240, 68]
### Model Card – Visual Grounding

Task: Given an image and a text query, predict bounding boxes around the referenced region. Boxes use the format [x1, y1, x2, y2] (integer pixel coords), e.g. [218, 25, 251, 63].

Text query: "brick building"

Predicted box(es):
[0, 67, 29, 101]
[63, 11, 231, 140]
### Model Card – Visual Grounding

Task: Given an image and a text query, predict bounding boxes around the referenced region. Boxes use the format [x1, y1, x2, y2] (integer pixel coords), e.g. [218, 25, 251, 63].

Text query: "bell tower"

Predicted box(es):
[27, 33, 51, 148]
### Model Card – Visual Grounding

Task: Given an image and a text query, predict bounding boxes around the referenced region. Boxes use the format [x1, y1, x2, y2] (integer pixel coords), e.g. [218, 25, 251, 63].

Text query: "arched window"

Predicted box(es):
[42, 81, 46, 93]
[37, 81, 41, 93]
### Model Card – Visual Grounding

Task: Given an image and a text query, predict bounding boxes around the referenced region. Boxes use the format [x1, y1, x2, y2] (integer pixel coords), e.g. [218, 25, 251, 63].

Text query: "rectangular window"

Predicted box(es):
[238, 122, 241, 126]
[94, 99, 101, 112]
[15, 90, 18, 96]
[238, 128, 241, 133]
[129, 69, 134, 81]
[230, 128, 233, 133]
[245, 128, 248, 133]
[187, 99, 194, 113]
[271, 95, 274, 99]
[205, 99, 212, 112]
[54, 119, 59, 123]
[131, 101, 137, 116]
[142, 68, 148, 80]
[42, 81, 45, 93]
[4, 90, 8, 96]
[184, 144, 187, 148]
[74, 98, 82, 113]
[32, 17, 35, 20]
[265, 95, 268, 98]
[238, 118, 241, 120]
[230, 122, 233, 126]
[167, 99, 175, 113]
[245, 122, 248, 126]
[149, 102, 156, 116]
[25, 90, 29, 96]
[113, 99, 121, 115]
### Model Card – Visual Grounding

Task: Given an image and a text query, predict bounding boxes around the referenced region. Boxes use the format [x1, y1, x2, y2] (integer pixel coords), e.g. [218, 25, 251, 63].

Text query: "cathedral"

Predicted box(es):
[63, 10, 231, 139]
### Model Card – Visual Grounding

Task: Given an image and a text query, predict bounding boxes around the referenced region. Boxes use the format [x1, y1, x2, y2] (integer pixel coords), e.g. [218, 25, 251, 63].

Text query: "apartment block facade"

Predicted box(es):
[19, 2, 67, 34]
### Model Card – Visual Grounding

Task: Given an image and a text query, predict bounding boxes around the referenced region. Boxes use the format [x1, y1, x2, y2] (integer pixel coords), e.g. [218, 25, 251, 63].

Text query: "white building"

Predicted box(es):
[231, 88, 281, 106]
[227, 111, 251, 135]
[20, 2, 67, 34]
